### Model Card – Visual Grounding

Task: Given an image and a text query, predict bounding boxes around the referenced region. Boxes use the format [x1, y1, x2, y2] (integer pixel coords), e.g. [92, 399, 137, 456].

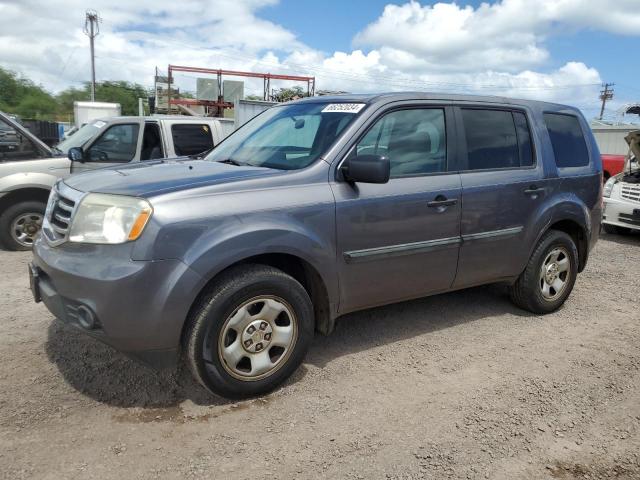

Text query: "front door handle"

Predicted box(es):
[428, 195, 458, 208]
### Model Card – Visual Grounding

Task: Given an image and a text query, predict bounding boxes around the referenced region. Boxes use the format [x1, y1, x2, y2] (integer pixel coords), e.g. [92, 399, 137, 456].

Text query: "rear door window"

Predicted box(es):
[172, 124, 214, 156]
[461, 109, 519, 170]
[513, 111, 534, 167]
[543, 113, 589, 168]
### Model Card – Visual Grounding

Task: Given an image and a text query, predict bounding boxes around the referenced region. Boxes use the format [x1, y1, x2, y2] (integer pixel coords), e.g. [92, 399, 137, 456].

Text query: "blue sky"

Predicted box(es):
[1, 0, 639, 120]
[261, 0, 638, 115]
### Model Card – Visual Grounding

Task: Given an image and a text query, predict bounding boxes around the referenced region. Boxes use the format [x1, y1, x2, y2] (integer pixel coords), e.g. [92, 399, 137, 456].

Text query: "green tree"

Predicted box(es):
[56, 81, 150, 117]
[271, 86, 308, 102]
[0, 67, 58, 119]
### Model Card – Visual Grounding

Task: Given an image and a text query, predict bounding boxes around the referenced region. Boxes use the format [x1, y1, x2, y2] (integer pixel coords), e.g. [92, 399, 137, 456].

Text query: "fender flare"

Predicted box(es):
[527, 195, 591, 271]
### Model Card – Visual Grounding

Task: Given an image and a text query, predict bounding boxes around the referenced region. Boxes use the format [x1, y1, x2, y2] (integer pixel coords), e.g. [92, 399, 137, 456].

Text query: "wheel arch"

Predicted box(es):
[0, 187, 51, 215]
[181, 249, 336, 351]
[527, 199, 591, 272]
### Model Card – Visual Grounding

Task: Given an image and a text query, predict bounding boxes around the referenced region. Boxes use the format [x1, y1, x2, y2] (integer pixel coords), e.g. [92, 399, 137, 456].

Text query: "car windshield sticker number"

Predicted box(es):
[321, 103, 366, 114]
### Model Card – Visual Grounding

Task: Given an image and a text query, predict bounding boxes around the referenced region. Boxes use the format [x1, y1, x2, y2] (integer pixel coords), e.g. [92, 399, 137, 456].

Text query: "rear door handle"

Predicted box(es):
[428, 196, 458, 208]
[524, 185, 545, 195]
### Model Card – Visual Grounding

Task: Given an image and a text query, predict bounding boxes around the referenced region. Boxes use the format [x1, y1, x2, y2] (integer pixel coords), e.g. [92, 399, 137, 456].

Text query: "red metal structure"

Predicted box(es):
[167, 65, 315, 115]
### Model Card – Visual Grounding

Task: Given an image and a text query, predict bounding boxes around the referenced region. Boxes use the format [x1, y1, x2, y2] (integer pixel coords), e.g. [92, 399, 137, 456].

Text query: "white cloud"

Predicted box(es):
[354, 0, 640, 73]
[0, 0, 638, 117]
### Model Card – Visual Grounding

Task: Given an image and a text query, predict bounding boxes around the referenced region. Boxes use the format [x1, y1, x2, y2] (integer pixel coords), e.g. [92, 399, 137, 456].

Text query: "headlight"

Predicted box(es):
[69, 193, 152, 244]
[603, 177, 616, 198]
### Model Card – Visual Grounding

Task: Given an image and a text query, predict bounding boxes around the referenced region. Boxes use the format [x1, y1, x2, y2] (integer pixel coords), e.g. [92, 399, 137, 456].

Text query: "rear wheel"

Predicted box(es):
[603, 223, 631, 235]
[0, 201, 46, 251]
[184, 264, 314, 399]
[509, 230, 579, 314]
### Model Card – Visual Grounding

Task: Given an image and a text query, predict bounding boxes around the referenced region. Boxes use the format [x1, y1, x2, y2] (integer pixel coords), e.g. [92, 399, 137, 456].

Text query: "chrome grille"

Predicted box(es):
[620, 183, 640, 203]
[42, 184, 82, 244]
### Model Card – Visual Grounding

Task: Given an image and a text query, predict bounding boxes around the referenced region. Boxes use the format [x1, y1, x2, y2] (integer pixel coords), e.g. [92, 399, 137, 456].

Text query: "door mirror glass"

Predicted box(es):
[68, 147, 84, 162]
[342, 154, 390, 184]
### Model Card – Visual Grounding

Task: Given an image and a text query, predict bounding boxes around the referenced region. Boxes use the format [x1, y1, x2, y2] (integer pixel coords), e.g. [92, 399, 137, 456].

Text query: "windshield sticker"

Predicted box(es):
[93, 120, 106, 128]
[321, 103, 366, 114]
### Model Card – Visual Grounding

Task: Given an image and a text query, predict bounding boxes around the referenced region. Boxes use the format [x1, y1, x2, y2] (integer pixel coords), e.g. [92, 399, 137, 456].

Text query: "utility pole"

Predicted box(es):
[599, 82, 614, 120]
[83, 10, 100, 102]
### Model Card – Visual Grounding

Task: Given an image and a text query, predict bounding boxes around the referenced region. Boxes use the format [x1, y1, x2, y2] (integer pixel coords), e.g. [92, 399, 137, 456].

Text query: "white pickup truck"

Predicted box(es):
[0, 113, 235, 250]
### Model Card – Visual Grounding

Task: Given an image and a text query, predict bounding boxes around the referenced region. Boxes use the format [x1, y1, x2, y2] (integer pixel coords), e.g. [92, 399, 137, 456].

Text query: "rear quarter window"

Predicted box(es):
[171, 124, 214, 156]
[543, 113, 589, 168]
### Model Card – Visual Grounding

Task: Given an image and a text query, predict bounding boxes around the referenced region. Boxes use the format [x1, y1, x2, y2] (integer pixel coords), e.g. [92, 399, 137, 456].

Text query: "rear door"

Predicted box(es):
[332, 104, 462, 313]
[453, 106, 547, 288]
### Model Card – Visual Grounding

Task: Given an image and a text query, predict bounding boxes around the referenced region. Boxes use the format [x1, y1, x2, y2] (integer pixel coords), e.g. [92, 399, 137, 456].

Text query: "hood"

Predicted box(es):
[625, 130, 640, 161]
[63, 159, 284, 197]
[0, 111, 53, 157]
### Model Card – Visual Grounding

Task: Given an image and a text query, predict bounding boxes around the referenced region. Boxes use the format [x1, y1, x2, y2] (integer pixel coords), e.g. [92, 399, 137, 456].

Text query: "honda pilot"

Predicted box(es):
[30, 93, 602, 399]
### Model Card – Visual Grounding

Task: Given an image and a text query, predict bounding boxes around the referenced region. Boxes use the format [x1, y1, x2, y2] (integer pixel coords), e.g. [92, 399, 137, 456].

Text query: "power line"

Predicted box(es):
[92, 18, 605, 95]
[83, 10, 100, 101]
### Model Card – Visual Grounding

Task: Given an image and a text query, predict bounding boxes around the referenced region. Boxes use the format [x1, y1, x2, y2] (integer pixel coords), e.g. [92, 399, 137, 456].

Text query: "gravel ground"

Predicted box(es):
[1, 232, 639, 480]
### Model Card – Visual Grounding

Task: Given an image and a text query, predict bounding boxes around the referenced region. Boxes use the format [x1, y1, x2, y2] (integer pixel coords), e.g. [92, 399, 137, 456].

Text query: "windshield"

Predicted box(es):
[55, 121, 105, 153]
[206, 102, 365, 170]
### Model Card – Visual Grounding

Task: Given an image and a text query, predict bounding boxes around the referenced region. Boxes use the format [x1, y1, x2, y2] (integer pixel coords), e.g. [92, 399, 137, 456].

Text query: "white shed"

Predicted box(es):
[590, 122, 639, 155]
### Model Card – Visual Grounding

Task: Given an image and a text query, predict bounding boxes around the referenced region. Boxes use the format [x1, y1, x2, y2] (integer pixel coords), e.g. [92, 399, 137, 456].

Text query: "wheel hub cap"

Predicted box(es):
[539, 246, 571, 301]
[545, 263, 559, 284]
[214, 296, 298, 381]
[241, 320, 273, 353]
[11, 213, 44, 247]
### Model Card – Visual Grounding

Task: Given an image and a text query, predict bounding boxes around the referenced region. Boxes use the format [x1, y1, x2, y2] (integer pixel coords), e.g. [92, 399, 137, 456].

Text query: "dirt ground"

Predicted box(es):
[1, 232, 639, 480]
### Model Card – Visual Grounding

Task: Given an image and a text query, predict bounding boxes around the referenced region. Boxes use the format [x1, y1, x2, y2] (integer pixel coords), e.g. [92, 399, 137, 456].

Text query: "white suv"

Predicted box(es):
[603, 131, 640, 234]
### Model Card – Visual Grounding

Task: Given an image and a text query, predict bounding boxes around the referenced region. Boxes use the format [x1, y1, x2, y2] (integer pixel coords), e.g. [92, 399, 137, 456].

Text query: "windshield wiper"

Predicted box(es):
[217, 158, 250, 167]
[189, 147, 214, 159]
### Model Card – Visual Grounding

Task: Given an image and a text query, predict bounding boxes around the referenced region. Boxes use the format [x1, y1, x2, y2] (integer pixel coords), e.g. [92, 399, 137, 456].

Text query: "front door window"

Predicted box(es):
[86, 123, 139, 163]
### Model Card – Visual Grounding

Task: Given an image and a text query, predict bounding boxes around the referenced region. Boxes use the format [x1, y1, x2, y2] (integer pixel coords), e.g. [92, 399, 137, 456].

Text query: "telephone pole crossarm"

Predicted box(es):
[599, 82, 614, 121]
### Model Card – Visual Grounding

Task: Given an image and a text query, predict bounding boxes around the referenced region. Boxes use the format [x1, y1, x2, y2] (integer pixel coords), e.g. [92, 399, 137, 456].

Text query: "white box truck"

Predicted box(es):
[73, 101, 121, 128]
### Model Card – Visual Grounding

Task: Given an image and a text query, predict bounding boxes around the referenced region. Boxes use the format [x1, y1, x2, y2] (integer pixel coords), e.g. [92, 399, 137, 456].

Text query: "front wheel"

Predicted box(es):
[509, 230, 579, 314]
[184, 264, 314, 399]
[0, 201, 46, 251]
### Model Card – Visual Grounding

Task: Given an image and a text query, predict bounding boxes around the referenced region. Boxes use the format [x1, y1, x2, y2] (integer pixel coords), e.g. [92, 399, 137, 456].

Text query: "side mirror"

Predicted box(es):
[68, 147, 84, 163]
[341, 154, 390, 184]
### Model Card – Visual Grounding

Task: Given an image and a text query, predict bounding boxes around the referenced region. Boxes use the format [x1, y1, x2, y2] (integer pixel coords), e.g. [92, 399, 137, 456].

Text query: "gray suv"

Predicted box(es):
[30, 93, 602, 399]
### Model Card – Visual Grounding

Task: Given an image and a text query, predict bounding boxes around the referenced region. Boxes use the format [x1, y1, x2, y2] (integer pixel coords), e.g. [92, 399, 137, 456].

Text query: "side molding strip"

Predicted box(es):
[344, 236, 461, 263]
[461, 226, 523, 242]
[342, 226, 523, 263]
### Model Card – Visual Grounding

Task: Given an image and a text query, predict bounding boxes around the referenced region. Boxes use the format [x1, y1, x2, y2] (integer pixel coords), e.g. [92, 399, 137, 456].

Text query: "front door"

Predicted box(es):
[332, 106, 462, 313]
[452, 106, 548, 288]
[71, 122, 141, 173]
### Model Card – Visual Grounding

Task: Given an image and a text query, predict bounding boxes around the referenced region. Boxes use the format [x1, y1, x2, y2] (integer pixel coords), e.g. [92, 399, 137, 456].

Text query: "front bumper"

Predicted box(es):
[603, 197, 640, 231]
[31, 237, 205, 369]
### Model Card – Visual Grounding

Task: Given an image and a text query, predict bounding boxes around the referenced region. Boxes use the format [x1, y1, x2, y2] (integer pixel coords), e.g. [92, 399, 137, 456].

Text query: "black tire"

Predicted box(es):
[0, 201, 46, 251]
[603, 223, 631, 235]
[184, 264, 314, 399]
[509, 230, 579, 314]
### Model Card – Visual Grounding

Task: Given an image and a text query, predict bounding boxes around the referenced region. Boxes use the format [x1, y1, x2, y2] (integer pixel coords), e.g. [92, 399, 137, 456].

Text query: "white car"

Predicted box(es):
[0, 112, 234, 250]
[602, 130, 640, 235]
